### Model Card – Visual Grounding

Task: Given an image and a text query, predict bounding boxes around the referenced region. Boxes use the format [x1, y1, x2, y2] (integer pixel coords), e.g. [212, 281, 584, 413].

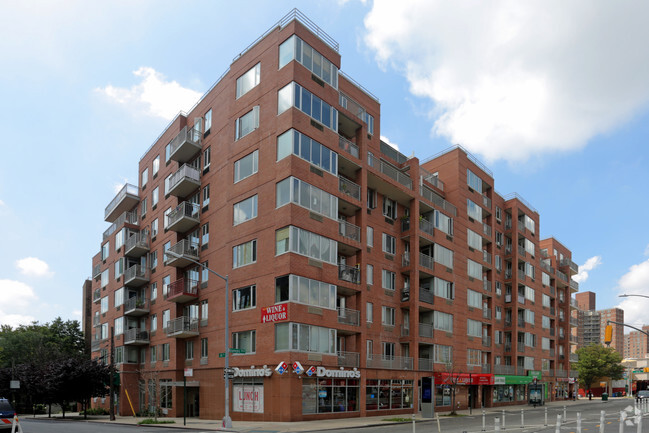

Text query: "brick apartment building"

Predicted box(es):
[625, 326, 649, 359]
[85, 10, 579, 421]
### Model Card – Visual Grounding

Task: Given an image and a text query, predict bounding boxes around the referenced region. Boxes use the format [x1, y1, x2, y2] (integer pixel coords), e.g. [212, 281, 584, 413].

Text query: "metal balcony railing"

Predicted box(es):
[483, 250, 492, 264]
[419, 253, 434, 271]
[105, 184, 139, 222]
[338, 220, 361, 243]
[400, 325, 409, 337]
[92, 263, 101, 279]
[419, 185, 457, 216]
[167, 163, 200, 196]
[123, 329, 149, 345]
[167, 201, 200, 232]
[482, 335, 491, 347]
[164, 316, 199, 336]
[338, 176, 361, 201]
[366, 354, 413, 370]
[419, 218, 435, 237]
[167, 277, 199, 302]
[419, 288, 434, 305]
[569, 353, 579, 362]
[418, 323, 433, 338]
[124, 230, 150, 256]
[570, 279, 579, 291]
[123, 297, 150, 315]
[367, 153, 412, 189]
[169, 125, 202, 163]
[338, 136, 359, 159]
[103, 210, 138, 240]
[483, 223, 492, 237]
[493, 365, 516, 375]
[482, 364, 491, 373]
[337, 351, 359, 367]
[555, 369, 568, 378]
[123, 265, 150, 285]
[420, 167, 444, 191]
[338, 263, 360, 284]
[337, 307, 360, 326]
[93, 288, 101, 303]
[419, 358, 434, 371]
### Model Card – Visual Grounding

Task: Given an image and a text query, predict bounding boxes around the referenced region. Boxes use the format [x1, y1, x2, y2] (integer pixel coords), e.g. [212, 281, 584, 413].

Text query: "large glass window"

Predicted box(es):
[234, 195, 258, 225]
[467, 199, 482, 220]
[100, 296, 108, 314]
[382, 233, 396, 255]
[233, 239, 257, 269]
[275, 322, 336, 354]
[303, 377, 359, 414]
[274, 275, 336, 310]
[235, 106, 260, 140]
[276, 129, 337, 175]
[233, 285, 256, 311]
[382, 197, 397, 220]
[275, 226, 337, 265]
[114, 287, 124, 308]
[433, 277, 454, 299]
[434, 210, 453, 236]
[381, 306, 395, 326]
[277, 82, 338, 132]
[434, 244, 453, 269]
[467, 319, 482, 337]
[381, 270, 395, 291]
[467, 169, 483, 191]
[232, 330, 256, 354]
[366, 379, 413, 411]
[467, 229, 482, 250]
[467, 259, 482, 279]
[276, 177, 338, 220]
[433, 311, 453, 332]
[236, 63, 261, 99]
[234, 150, 259, 183]
[279, 35, 338, 88]
[433, 344, 452, 363]
[467, 289, 482, 308]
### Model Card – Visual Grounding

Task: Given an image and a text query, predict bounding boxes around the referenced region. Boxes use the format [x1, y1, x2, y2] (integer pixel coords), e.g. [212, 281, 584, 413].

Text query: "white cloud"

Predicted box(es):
[72, 309, 82, 319]
[96, 67, 202, 121]
[363, 1, 649, 163]
[616, 259, 649, 328]
[15, 257, 54, 278]
[113, 178, 129, 194]
[572, 255, 602, 284]
[0, 199, 4, 206]
[0, 279, 38, 327]
[380, 135, 400, 151]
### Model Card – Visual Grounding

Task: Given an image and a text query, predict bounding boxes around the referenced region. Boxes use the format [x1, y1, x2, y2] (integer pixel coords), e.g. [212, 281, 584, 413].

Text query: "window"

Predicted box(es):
[203, 146, 211, 169]
[542, 337, 551, 350]
[100, 323, 108, 340]
[200, 300, 208, 324]
[495, 306, 502, 320]
[382, 197, 397, 220]
[162, 343, 170, 362]
[495, 231, 503, 246]
[162, 309, 170, 331]
[185, 341, 194, 360]
[542, 316, 550, 329]
[114, 287, 124, 308]
[525, 286, 535, 302]
[277, 82, 338, 132]
[151, 219, 158, 238]
[382, 342, 395, 359]
[467, 319, 482, 337]
[201, 338, 208, 359]
[275, 226, 337, 265]
[524, 309, 535, 324]
[434, 210, 453, 236]
[201, 223, 209, 245]
[367, 188, 377, 209]
[148, 251, 157, 270]
[467, 259, 482, 279]
[382, 233, 396, 255]
[434, 244, 453, 268]
[276, 129, 338, 175]
[467, 229, 482, 250]
[236, 63, 261, 98]
[366, 340, 373, 359]
[152, 156, 160, 176]
[467, 289, 482, 308]
[467, 349, 482, 366]
[366, 302, 373, 323]
[234, 150, 259, 183]
[202, 184, 210, 207]
[233, 285, 256, 311]
[542, 294, 551, 308]
[367, 226, 374, 247]
[542, 272, 550, 286]
[524, 238, 535, 256]
[150, 345, 157, 362]
[233, 195, 258, 225]
[274, 322, 336, 354]
[233, 239, 257, 268]
[274, 275, 336, 310]
[366, 264, 373, 285]
[141, 197, 147, 216]
[381, 270, 396, 291]
[433, 344, 452, 363]
[232, 330, 256, 354]
[495, 255, 502, 271]
[235, 106, 260, 140]
[101, 242, 110, 260]
[115, 229, 125, 250]
[524, 332, 536, 347]
[152, 187, 159, 207]
[163, 207, 172, 229]
[467, 199, 482, 220]
[276, 177, 338, 220]
[381, 306, 395, 326]
[433, 277, 454, 299]
[160, 378, 172, 409]
[114, 317, 124, 336]
[100, 296, 108, 314]
[433, 311, 453, 332]
[151, 314, 157, 333]
[100, 269, 109, 288]
[495, 206, 502, 222]
[200, 261, 208, 283]
[165, 142, 171, 163]
[467, 169, 482, 191]
[279, 35, 338, 88]
[141, 168, 149, 187]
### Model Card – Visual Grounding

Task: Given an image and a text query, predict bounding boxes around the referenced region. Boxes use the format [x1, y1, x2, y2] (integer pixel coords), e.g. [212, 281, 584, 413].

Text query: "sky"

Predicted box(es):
[1, 0, 649, 331]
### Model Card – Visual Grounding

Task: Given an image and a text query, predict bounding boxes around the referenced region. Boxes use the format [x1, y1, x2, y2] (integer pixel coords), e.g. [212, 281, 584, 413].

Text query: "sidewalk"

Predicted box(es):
[25, 397, 626, 432]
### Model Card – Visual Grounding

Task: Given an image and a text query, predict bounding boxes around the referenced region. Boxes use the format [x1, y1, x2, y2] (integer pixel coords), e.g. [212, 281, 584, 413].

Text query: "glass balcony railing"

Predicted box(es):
[104, 184, 139, 222]
[338, 177, 361, 201]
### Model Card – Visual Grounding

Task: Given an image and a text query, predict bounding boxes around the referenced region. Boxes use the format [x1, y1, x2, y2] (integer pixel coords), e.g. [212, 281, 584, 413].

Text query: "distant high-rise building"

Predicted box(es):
[599, 308, 624, 354]
[624, 325, 649, 359]
[575, 291, 596, 311]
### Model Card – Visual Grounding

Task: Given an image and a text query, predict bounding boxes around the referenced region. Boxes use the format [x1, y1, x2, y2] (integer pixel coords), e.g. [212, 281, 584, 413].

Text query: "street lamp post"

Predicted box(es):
[165, 250, 232, 428]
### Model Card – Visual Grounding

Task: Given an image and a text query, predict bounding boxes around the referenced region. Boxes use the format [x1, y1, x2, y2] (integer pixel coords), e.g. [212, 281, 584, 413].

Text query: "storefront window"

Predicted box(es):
[233, 378, 264, 413]
[302, 378, 359, 414]
[366, 379, 413, 411]
[493, 385, 528, 403]
[435, 384, 452, 406]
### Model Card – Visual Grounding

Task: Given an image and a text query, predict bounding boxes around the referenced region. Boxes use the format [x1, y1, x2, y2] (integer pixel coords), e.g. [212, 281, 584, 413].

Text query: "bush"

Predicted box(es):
[81, 407, 109, 415]
[138, 418, 175, 425]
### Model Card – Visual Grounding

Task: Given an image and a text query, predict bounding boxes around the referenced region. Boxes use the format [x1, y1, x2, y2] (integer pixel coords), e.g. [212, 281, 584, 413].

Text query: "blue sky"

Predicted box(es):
[1, 0, 649, 330]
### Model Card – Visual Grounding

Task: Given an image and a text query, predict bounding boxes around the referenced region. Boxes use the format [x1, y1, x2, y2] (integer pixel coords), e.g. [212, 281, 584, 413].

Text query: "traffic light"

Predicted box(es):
[604, 325, 613, 345]
[644, 367, 649, 373]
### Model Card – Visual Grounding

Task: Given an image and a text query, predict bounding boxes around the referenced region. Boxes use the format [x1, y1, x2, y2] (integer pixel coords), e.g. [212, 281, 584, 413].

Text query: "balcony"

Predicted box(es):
[93, 315, 100, 326]
[338, 220, 361, 243]
[418, 323, 434, 338]
[123, 265, 150, 287]
[124, 230, 150, 257]
[400, 325, 409, 337]
[419, 288, 434, 305]
[569, 353, 579, 363]
[556, 270, 569, 287]
[482, 364, 491, 374]
[338, 263, 360, 284]
[402, 253, 410, 267]
[167, 278, 199, 303]
[569, 279, 579, 292]
[103, 210, 139, 241]
[420, 185, 458, 216]
[483, 250, 492, 265]
[164, 316, 199, 338]
[555, 369, 568, 378]
[419, 253, 434, 272]
[570, 370, 579, 378]
[550, 348, 555, 357]
[482, 194, 492, 209]
[483, 307, 492, 320]
[570, 317, 578, 327]
[482, 335, 491, 347]
[167, 164, 200, 197]
[93, 288, 101, 303]
[483, 279, 491, 292]
[105, 183, 139, 222]
[338, 136, 360, 159]
[339, 176, 361, 201]
[367, 153, 412, 189]
[420, 167, 444, 191]
[92, 263, 101, 279]
[570, 335, 579, 345]
[123, 329, 149, 345]
[123, 297, 150, 316]
[169, 124, 202, 164]
[493, 365, 516, 375]
[337, 351, 360, 368]
[337, 307, 360, 326]
[164, 239, 199, 268]
[419, 358, 434, 371]
[540, 261, 552, 274]
[483, 223, 492, 237]
[167, 201, 200, 233]
[366, 354, 413, 370]
[91, 339, 106, 352]
[570, 298, 578, 309]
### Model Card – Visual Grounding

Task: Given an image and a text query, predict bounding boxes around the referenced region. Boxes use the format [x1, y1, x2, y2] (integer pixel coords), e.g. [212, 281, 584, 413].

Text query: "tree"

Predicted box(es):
[442, 362, 463, 415]
[576, 344, 625, 392]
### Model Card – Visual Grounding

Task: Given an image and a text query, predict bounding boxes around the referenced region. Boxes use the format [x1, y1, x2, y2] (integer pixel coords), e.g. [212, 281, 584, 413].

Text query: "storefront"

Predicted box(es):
[432, 372, 494, 409]
[493, 371, 543, 405]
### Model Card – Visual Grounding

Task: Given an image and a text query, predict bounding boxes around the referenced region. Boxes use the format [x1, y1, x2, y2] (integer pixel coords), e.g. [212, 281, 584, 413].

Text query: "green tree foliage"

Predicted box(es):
[576, 344, 625, 391]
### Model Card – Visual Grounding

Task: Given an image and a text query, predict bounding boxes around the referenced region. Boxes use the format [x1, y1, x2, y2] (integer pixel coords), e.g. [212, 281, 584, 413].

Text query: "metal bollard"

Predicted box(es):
[600, 410, 606, 433]
[563, 405, 567, 424]
[555, 414, 561, 433]
[619, 410, 625, 433]
[502, 409, 506, 430]
[637, 408, 642, 433]
[520, 408, 524, 429]
[412, 413, 415, 433]
[482, 410, 486, 432]
[577, 412, 582, 433]
[495, 417, 501, 432]
[544, 406, 548, 426]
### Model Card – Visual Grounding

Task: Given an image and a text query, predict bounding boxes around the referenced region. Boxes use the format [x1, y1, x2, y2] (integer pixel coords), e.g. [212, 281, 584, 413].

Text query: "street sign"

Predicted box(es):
[224, 367, 235, 373]
[184, 368, 193, 377]
[223, 372, 234, 380]
[219, 353, 226, 358]
[230, 348, 246, 354]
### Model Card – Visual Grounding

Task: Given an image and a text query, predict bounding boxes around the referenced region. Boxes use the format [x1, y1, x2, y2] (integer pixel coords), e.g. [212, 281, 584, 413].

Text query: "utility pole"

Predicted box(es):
[109, 326, 115, 421]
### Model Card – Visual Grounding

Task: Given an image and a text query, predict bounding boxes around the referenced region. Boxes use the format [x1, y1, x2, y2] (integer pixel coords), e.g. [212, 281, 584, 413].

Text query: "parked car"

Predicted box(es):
[0, 399, 15, 431]
[637, 390, 649, 401]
